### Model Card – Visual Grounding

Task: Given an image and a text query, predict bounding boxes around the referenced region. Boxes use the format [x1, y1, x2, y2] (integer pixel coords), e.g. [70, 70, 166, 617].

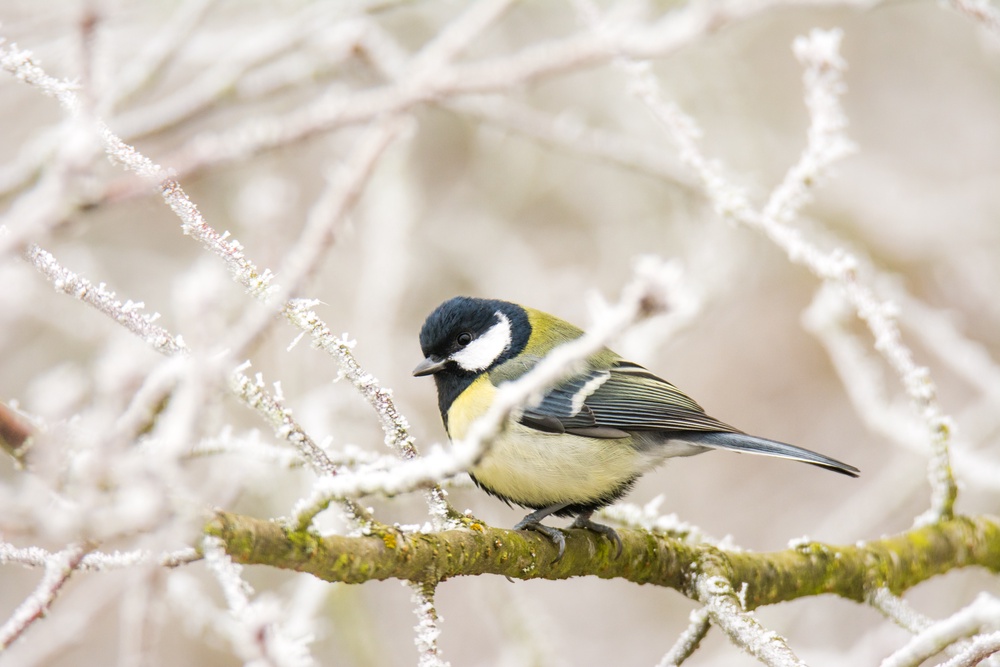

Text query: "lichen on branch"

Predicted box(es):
[206, 511, 1000, 605]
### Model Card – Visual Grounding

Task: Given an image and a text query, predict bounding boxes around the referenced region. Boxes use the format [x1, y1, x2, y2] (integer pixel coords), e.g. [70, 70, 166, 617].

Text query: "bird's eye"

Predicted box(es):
[457, 332, 473, 346]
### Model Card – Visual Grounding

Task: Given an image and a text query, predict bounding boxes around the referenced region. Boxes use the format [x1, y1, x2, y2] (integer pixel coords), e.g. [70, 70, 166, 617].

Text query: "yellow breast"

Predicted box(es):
[445, 374, 497, 441]
[446, 375, 649, 508]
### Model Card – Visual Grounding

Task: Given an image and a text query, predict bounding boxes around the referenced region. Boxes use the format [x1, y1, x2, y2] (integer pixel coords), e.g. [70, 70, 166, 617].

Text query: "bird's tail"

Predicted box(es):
[672, 431, 859, 477]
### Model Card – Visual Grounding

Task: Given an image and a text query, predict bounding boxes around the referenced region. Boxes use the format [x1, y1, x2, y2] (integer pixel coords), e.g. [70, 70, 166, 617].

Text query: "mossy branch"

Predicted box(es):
[206, 511, 1000, 607]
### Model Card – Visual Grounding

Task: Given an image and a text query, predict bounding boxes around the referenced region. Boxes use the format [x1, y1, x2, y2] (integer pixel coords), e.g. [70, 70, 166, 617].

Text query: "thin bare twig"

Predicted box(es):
[657, 608, 711, 667]
[0, 544, 88, 650]
[595, 20, 958, 521]
[409, 581, 449, 667]
[695, 575, 805, 667]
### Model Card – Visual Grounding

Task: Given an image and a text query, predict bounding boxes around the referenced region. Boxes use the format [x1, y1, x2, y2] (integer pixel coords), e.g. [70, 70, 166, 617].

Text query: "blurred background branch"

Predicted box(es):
[1, 1, 999, 665]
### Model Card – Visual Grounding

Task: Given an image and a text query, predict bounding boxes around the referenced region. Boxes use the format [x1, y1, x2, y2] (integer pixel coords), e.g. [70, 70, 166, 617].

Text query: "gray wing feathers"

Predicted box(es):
[519, 366, 734, 434]
[515, 363, 859, 477]
[521, 361, 858, 477]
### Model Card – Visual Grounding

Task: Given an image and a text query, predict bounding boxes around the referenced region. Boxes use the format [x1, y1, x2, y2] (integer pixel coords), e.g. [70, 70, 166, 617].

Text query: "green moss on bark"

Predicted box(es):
[205, 511, 1000, 605]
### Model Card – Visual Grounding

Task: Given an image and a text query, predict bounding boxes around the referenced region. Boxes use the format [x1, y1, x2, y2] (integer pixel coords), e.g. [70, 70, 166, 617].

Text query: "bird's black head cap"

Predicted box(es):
[418, 297, 530, 371]
[416, 297, 531, 419]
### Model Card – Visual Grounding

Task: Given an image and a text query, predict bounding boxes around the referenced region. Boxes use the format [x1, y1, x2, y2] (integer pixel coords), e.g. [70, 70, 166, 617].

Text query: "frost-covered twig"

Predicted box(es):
[291, 256, 678, 524]
[4, 38, 426, 527]
[805, 286, 1000, 493]
[230, 369, 341, 479]
[695, 575, 805, 667]
[239, 0, 513, 346]
[0, 42, 85, 121]
[803, 286, 924, 452]
[151, 0, 874, 183]
[23, 238, 342, 483]
[892, 286, 1000, 442]
[24, 244, 187, 356]
[762, 30, 856, 223]
[0, 6, 344, 201]
[0, 542, 199, 571]
[157, 2, 699, 177]
[0, 49, 279, 299]
[202, 536, 316, 667]
[229, 118, 409, 359]
[657, 607, 711, 667]
[869, 587, 935, 635]
[259, 128, 447, 519]
[0, 544, 88, 650]
[284, 303, 448, 524]
[599, 23, 958, 521]
[409, 581, 450, 667]
[880, 593, 1000, 667]
[0, 43, 100, 257]
[769, 34, 960, 521]
[2, 33, 452, 521]
[939, 630, 1000, 667]
[868, 588, 977, 663]
[228, 369, 370, 521]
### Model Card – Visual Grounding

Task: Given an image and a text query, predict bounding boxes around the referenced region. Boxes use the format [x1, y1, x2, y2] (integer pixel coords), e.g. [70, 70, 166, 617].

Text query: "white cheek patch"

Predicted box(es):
[451, 312, 512, 372]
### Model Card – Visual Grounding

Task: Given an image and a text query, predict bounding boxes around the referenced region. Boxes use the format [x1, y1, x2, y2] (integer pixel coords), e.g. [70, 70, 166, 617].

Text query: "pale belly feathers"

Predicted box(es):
[471, 421, 648, 507]
[445, 375, 706, 508]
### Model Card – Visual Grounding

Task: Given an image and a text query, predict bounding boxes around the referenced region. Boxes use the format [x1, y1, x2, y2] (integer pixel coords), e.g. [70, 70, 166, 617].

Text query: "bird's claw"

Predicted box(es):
[514, 512, 622, 561]
[571, 513, 623, 558]
[514, 517, 567, 561]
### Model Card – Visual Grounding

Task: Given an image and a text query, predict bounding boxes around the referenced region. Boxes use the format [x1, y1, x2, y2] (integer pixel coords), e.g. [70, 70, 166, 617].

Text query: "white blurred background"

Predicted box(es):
[1, 1, 999, 665]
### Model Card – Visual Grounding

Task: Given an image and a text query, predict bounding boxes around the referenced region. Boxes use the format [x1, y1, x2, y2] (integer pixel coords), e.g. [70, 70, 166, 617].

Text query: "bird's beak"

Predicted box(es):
[413, 356, 448, 377]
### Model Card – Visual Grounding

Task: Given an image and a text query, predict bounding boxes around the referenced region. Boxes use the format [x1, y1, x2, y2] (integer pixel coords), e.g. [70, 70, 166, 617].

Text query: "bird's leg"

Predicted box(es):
[513, 503, 571, 560]
[570, 511, 623, 558]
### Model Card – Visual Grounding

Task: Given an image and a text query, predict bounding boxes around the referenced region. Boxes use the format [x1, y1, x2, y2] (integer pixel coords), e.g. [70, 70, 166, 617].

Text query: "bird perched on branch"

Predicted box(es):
[414, 297, 859, 558]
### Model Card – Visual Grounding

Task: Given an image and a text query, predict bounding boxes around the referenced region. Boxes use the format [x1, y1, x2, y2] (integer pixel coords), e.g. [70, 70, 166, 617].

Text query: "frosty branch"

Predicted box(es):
[612, 24, 959, 521]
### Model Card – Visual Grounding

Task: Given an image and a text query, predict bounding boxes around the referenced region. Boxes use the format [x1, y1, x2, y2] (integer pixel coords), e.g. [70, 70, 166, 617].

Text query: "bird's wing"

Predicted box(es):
[518, 360, 737, 438]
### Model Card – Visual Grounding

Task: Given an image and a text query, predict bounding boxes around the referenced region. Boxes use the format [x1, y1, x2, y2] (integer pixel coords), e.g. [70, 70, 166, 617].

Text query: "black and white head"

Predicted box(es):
[413, 297, 530, 378]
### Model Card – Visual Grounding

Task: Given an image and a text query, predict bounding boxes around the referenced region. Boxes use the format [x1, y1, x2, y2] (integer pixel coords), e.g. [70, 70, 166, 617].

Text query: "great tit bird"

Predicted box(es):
[414, 297, 859, 557]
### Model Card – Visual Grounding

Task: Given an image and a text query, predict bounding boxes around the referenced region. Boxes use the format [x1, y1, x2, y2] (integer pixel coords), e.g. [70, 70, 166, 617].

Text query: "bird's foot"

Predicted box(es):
[514, 515, 567, 561]
[570, 512, 622, 558]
